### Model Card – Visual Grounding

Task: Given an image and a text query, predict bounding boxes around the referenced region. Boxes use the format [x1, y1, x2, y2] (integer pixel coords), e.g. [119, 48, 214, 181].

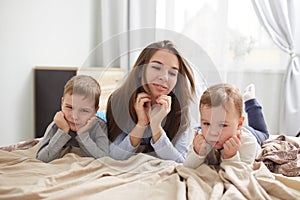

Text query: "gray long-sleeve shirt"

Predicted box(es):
[36, 117, 109, 162]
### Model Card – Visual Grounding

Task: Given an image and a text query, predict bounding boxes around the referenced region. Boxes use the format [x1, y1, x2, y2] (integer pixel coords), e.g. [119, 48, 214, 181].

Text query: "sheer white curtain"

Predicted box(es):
[82, 0, 156, 71]
[251, 0, 300, 136]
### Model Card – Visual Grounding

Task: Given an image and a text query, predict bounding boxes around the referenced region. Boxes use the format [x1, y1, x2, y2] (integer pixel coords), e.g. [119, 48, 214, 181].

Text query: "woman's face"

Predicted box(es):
[143, 49, 179, 98]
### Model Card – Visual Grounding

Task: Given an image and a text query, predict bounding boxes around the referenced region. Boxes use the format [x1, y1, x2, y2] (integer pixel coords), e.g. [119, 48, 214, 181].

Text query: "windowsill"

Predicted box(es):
[218, 68, 286, 74]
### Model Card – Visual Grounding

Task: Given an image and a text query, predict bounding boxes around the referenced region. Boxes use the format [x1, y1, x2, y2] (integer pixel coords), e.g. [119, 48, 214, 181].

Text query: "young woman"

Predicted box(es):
[106, 40, 195, 163]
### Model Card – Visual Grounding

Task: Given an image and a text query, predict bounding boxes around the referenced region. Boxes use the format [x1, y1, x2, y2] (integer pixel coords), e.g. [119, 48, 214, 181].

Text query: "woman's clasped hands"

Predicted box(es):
[134, 92, 171, 140]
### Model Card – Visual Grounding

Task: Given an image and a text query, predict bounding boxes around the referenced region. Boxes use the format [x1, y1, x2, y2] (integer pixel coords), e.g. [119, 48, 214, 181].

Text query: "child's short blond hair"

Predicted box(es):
[200, 83, 243, 117]
[63, 75, 101, 108]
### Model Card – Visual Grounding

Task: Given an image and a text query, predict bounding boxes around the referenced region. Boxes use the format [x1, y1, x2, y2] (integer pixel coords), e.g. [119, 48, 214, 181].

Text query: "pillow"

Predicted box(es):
[96, 110, 107, 122]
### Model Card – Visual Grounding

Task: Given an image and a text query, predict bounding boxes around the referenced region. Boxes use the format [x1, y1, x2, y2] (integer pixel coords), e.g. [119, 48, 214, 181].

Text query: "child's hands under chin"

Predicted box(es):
[77, 117, 96, 135]
[54, 111, 70, 134]
[222, 132, 241, 159]
[193, 132, 208, 156]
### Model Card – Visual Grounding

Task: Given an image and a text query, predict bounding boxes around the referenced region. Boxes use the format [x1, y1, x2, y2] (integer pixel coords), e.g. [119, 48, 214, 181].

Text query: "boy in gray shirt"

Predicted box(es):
[36, 75, 109, 162]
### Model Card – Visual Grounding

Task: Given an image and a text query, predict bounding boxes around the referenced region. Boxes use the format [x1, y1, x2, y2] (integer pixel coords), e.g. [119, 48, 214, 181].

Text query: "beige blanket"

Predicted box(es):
[0, 143, 300, 200]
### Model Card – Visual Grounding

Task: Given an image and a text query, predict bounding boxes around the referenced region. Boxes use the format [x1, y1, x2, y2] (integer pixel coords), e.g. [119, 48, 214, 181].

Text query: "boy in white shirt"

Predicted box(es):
[184, 83, 264, 168]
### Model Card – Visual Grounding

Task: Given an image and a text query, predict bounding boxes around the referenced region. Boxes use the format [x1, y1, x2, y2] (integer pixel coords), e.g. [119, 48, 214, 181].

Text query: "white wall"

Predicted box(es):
[0, 0, 94, 146]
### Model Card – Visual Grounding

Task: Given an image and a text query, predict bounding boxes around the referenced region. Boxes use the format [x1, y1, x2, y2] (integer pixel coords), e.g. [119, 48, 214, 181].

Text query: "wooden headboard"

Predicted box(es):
[77, 67, 125, 112]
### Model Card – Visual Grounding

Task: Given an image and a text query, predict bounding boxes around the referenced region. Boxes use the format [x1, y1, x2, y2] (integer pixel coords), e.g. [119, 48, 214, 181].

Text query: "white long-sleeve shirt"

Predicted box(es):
[183, 127, 261, 168]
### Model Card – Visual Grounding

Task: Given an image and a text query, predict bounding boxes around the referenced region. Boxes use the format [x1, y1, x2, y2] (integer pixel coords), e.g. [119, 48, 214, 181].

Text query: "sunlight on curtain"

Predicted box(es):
[155, 0, 288, 134]
[251, 0, 300, 136]
[156, 0, 286, 71]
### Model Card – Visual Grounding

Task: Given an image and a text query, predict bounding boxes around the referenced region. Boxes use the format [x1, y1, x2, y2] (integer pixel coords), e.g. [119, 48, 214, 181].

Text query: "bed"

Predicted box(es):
[0, 135, 299, 200]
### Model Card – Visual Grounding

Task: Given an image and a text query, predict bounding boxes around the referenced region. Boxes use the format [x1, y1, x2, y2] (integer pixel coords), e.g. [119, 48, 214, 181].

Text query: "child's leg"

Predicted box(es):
[245, 99, 269, 144]
[243, 84, 269, 144]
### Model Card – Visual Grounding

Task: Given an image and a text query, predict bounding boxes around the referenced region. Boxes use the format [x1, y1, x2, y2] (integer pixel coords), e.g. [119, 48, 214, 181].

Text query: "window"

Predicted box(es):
[156, 0, 287, 72]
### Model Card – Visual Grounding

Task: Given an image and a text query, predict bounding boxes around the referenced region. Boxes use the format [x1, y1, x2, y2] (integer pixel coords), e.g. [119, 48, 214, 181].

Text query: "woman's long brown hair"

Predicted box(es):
[106, 40, 195, 144]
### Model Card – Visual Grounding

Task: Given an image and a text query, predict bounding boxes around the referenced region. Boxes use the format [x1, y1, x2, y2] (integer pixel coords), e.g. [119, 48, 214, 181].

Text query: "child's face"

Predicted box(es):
[143, 50, 179, 98]
[61, 93, 98, 132]
[200, 103, 244, 149]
